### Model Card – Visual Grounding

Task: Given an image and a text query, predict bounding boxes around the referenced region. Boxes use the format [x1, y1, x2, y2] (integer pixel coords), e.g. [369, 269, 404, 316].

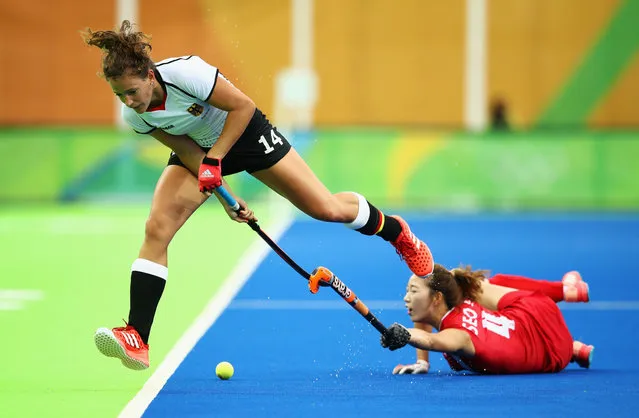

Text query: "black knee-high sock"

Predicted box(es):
[354, 201, 402, 242]
[127, 259, 167, 344]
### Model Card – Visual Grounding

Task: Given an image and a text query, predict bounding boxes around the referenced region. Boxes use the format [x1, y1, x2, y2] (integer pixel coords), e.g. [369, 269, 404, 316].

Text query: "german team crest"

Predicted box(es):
[187, 103, 204, 116]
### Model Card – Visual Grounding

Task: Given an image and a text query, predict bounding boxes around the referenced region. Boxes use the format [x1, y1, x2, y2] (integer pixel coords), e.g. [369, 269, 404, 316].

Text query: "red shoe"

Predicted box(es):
[95, 325, 149, 370]
[390, 216, 434, 277]
[564, 281, 590, 302]
[572, 341, 594, 369]
[562, 271, 583, 286]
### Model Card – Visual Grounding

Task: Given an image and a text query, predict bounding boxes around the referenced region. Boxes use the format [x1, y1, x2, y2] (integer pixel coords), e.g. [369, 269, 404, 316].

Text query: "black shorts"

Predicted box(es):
[167, 108, 291, 175]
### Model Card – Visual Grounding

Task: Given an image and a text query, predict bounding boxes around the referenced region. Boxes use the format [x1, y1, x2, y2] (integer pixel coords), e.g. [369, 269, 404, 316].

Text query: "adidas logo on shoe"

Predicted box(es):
[94, 325, 150, 370]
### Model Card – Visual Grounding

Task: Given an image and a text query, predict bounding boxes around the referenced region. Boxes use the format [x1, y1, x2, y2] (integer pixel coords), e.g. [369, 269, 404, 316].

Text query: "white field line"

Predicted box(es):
[227, 299, 639, 311]
[0, 290, 44, 311]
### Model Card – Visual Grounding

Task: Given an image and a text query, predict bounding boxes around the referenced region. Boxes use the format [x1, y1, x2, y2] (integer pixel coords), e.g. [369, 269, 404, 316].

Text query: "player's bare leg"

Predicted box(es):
[488, 272, 589, 303]
[95, 165, 208, 370]
[252, 148, 358, 221]
[138, 165, 209, 264]
[477, 281, 518, 311]
[252, 149, 433, 276]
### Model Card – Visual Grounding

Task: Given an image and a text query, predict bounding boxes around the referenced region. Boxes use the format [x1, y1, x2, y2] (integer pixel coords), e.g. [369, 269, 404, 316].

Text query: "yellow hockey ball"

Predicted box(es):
[215, 361, 234, 380]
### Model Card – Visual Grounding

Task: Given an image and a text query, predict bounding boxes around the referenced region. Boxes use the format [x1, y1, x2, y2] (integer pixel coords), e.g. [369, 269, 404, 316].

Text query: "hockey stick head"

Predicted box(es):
[308, 266, 334, 294]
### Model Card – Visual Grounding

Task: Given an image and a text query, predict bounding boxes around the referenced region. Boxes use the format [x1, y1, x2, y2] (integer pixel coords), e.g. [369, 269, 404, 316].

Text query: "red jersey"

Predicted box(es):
[439, 290, 573, 374]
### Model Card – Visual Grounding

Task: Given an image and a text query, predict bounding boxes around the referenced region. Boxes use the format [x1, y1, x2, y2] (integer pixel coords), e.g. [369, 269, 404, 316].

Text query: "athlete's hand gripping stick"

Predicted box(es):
[198, 157, 222, 193]
[215, 184, 241, 211]
[381, 323, 411, 351]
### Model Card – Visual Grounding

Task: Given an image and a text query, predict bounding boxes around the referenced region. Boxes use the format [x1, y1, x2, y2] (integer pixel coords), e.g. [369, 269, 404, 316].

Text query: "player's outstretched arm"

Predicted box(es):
[408, 328, 474, 356]
[198, 76, 255, 194]
[382, 324, 473, 355]
[205, 75, 256, 160]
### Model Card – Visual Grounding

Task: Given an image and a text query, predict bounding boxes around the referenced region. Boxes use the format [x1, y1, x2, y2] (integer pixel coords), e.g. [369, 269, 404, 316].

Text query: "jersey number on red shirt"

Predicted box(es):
[462, 303, 516, 339]
[482, 311, 515, 338]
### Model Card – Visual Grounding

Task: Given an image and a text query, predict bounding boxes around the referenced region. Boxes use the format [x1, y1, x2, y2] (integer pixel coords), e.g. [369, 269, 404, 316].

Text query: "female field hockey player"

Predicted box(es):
[83, 20, 433, 370]
[382, 266, 594, 374]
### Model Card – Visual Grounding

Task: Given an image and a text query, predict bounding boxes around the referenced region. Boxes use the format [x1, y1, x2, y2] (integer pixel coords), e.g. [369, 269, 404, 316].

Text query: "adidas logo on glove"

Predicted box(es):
[201, 169, 215, 178]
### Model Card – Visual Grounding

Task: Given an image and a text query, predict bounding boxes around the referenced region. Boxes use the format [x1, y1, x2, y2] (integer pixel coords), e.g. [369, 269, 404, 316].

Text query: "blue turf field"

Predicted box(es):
[144, 214, 639, 417]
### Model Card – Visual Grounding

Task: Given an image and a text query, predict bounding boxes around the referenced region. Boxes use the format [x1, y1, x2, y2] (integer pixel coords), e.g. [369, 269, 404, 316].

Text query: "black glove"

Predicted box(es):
[381, 323, 411, 351]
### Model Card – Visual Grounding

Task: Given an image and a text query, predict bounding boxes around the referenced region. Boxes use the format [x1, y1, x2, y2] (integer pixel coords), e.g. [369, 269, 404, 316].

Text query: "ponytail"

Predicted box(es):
[428, 264, 485, 308]
[451, 265, 485, 302]
[82, 20, 153, 79]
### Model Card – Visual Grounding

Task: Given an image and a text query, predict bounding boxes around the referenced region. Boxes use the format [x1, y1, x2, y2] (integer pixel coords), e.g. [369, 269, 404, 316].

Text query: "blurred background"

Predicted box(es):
[1, 1, 639, 417]
[1, 0, 638, 207]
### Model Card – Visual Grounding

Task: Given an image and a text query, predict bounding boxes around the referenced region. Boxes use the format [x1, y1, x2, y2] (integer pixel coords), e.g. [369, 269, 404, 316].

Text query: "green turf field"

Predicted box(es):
[0, 202, 275, 417]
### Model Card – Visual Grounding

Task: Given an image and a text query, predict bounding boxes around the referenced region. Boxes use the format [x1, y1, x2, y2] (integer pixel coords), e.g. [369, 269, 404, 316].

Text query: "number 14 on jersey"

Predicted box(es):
[482, 311, 515, 338]
[258, 129, 284, 154]
[462, 305, 516, 339]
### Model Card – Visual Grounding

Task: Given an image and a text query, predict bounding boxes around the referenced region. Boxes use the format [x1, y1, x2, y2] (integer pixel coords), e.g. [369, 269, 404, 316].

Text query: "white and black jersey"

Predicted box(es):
[122, 55, 228, 147]
[124, 55, 292, 175]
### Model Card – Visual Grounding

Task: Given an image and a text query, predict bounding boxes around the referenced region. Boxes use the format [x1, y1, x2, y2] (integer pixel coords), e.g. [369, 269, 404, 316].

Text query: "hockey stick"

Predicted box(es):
[215, 185, 388, 334]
